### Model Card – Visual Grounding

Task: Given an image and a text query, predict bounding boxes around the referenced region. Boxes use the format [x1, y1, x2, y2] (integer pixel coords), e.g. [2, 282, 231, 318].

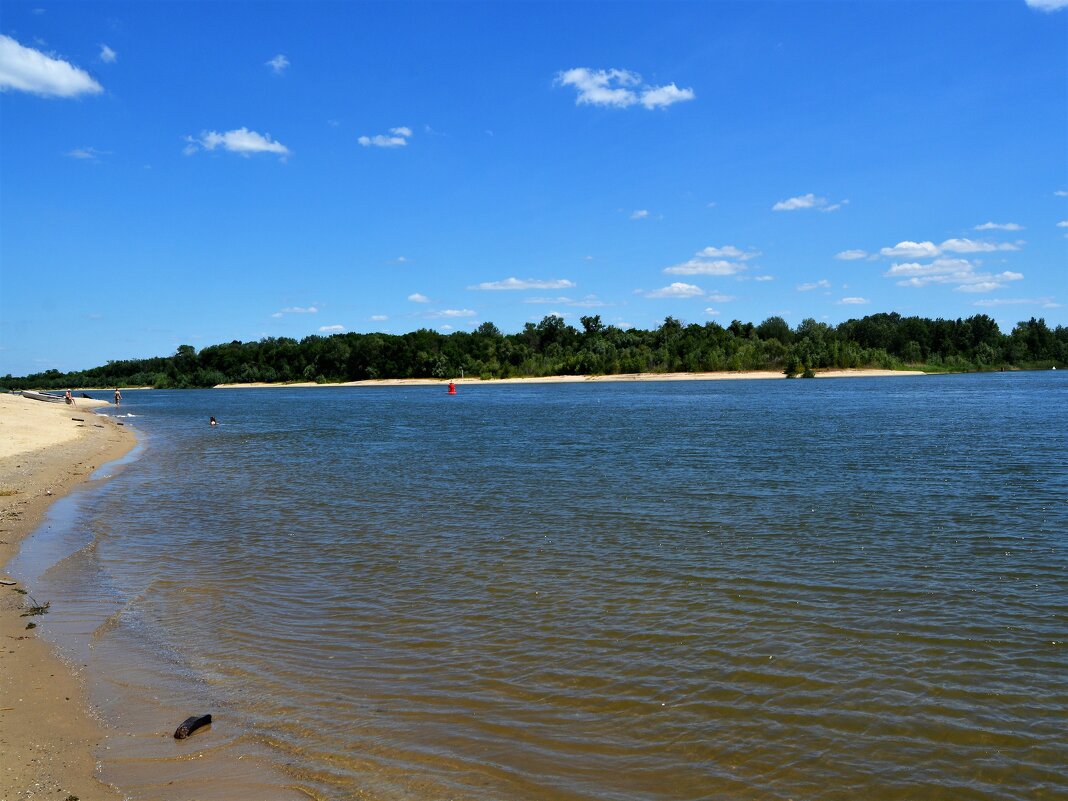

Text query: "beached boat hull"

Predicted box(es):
[20, 390, 67, 403]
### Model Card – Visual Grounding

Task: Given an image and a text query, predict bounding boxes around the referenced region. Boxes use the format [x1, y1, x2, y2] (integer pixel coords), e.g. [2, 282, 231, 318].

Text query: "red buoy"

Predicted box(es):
[447, 381, 457, 395]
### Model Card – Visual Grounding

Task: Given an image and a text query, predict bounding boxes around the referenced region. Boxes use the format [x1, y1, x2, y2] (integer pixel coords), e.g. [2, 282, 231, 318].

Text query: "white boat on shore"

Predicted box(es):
[20, 390, 67, 403]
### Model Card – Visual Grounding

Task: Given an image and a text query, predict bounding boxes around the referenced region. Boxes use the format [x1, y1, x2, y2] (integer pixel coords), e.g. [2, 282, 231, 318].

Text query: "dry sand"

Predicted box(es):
[0, 394, 135, 800]
[217, 367, 926, 389]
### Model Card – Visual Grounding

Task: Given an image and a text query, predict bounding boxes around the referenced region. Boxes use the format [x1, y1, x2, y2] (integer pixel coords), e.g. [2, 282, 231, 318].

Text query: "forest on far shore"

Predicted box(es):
[3, 312, 1066, 390]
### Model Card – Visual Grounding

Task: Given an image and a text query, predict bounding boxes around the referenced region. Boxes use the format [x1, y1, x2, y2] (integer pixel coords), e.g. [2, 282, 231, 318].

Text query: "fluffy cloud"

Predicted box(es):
[407, 293, 430, 303]
[319, 325, 345, 333]
[370, 315, 388, 321]
[645, 282, 704, 298]
[879, 240, 942, 259]
[99, 44, 116, 63]
[885, 258, 1024, 291]
[640, 82, 696, 109]
[469, 277, 575, 290]
[974, 222, 1023, 231]
[772, 193, 846, 212]
[697, 245, 759, 260]
[358, 127, 412, 148]
[266, 54, 289, 74]
[432, 308, 477, 318]
[664, 245, 755, 277]
[1025, 0, 1068, 10]
[630, 209, 649, 220]
[839, 297, 870, 305]
[880, 238, 1020, 258]
[941, 238, 1020, 253]
[1057, 221, 1068, 228]
[186, 128, 290, 157]
[835, 249, 868, 260]
[555, 67, 695, 110]
[797, 279, 831, 291]
[0, 34, 103, 97]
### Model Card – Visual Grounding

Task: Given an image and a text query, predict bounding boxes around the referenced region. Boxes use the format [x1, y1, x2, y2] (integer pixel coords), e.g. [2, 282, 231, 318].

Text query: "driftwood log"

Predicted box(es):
[173, 714, 212, 739]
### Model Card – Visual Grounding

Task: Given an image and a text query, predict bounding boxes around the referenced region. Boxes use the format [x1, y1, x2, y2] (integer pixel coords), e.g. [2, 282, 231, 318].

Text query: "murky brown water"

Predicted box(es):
[12, 373, 1068, 800]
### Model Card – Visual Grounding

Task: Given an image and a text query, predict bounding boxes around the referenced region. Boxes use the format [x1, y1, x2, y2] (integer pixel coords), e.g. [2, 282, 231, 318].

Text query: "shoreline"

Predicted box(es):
[215, 367, 927, 389]
[0, 395, 136, 800]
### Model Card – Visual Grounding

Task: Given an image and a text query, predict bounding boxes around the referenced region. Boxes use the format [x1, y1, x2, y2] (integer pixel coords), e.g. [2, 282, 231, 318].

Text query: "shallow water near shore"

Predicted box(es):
[10, 372, 1068, 800]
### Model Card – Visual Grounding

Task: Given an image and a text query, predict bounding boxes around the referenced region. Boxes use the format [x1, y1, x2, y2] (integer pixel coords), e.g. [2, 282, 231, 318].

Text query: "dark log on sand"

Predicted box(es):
[174, 714, 212, 739]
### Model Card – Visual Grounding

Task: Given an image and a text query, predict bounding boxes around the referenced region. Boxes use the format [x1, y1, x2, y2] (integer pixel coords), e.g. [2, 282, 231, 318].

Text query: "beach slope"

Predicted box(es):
[0, 394, 134, 801]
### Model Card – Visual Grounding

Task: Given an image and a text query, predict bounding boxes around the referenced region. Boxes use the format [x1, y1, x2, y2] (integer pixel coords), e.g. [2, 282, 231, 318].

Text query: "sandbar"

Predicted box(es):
[216, 368, 926, 389]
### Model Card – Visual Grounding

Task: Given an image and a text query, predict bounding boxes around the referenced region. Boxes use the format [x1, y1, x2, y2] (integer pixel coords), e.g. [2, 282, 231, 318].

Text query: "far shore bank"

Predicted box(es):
[0, 394, 136, 800]
[215, 368, 928, 389]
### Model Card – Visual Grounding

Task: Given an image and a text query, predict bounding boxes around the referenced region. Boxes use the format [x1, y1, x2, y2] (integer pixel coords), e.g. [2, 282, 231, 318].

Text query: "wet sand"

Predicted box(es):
[0, 394, 135, 800]
[217, 368, 926, 389]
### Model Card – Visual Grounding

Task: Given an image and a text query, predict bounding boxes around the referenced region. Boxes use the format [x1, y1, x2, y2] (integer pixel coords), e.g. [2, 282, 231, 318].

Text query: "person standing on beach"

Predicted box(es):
[114, 388, 122, 406]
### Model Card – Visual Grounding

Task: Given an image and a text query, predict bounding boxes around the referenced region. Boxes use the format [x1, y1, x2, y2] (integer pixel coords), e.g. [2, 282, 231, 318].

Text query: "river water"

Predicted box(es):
[10, 373, 1067, 800]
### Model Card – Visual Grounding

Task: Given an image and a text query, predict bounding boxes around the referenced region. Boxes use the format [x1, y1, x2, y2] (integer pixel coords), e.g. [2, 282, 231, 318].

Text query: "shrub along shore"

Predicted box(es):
[4, 312, 1065, 391]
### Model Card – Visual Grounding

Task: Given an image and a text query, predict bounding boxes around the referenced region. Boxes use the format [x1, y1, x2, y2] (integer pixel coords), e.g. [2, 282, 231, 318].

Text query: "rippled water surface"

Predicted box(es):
[12, 373, 1068, 800]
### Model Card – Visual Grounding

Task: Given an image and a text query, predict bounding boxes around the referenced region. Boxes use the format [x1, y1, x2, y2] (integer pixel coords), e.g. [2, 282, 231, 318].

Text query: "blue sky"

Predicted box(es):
[1, 0, 1066, 375]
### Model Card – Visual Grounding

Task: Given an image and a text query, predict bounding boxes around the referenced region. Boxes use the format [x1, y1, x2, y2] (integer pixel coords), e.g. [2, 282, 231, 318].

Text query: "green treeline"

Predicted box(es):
[3, 312, 1066, 390]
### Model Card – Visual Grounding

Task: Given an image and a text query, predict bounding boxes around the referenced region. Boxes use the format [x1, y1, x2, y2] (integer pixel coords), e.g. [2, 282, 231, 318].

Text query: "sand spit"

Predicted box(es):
[0, 394, 135, 800]
[216, 368, 926, 389]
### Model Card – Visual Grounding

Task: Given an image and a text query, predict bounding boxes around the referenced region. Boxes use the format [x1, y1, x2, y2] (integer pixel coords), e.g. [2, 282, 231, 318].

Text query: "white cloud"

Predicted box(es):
[266, 54, 289, 74]
[704, 308, 721, 316]
[879, 237, 1021, 259]
[839, 297, 870, 305]
[555, 67, 694, 110]
[1057, 220, 1068, 227]
[797, 279, 831, 291]
[880, 240, 941, 259]
[188, 128, 290, 157]
[835, 249, 868, 260]
[524, 295, 606, 308]
[974, 296, 1061, 308]
[358, 126, 412, 148]
[1055, 190, 1068, 197]
[640, 82, 696, 109]
[432, 309, 477, 318]
[665, 259, 745, 276]
[646, 282, 704, 298]
[773, 193, 821, 211]
[0, 34, 103, 97]
[974, 222, 1023, 231]
[370, 315, 388, 321]
[941, 238, 1019, 253]
[886, 258, 1024, 291]
[697, 245, 759, 260]
[1025, 0, 1068, 11]
[408, 293, 430, 303]
[66, 146, 106, 160]
[706, 292, 735, 302]
[99, 44, 116, 63]
[272, 306, 318, 317]
[753, 275, 774, 282]
[319, 325, 345, 333]
[469, 277, 575, 290]
[630, 209, 649, 220]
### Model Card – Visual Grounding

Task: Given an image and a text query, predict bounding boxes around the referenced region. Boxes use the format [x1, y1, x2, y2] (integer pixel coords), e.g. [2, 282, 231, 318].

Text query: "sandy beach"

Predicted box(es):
[216, 367, 926, 389]
[0, 394, 135, 800]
